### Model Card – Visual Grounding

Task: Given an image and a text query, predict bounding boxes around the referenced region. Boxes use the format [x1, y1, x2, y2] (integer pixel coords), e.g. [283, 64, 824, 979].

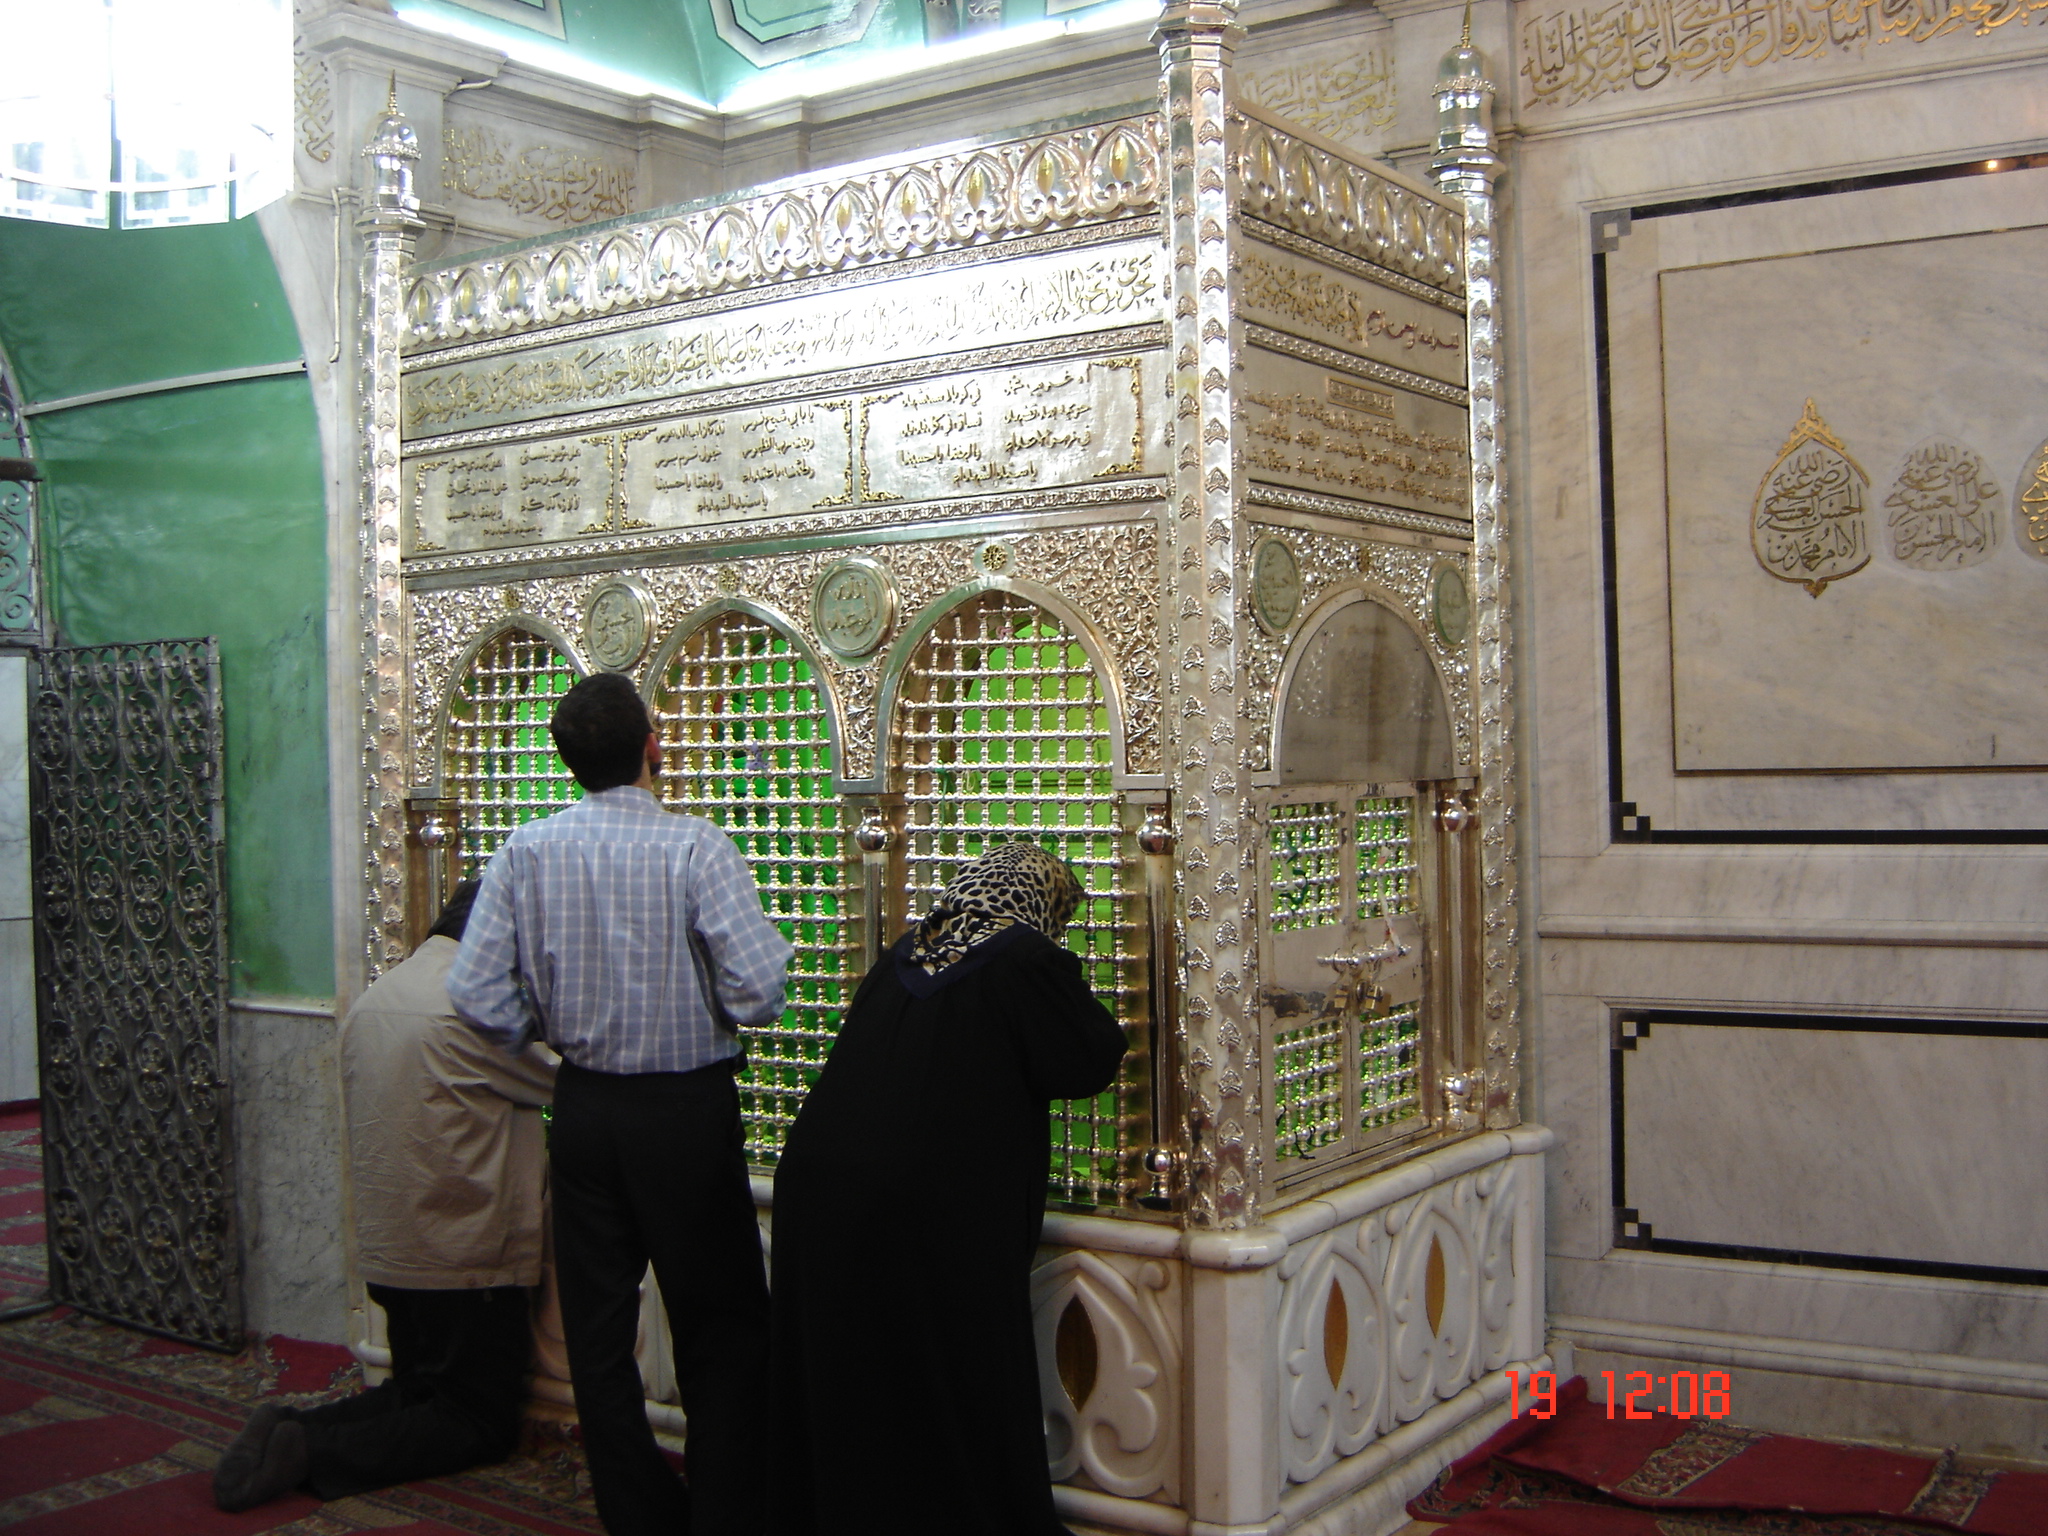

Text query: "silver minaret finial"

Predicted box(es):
[362, 74, 421, 219]
[1432, 0, 1499, 197]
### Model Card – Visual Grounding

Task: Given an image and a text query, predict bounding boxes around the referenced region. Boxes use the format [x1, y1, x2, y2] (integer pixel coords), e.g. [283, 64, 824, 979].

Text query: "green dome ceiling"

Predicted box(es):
[397, 0, 1145, 110]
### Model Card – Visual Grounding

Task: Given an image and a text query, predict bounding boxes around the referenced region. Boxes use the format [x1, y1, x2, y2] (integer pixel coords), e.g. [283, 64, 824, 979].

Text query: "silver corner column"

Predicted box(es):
[359, 85, 424, 980]
[1154, 0, 1260, 1234]
[1431, 23, 1521, 1127]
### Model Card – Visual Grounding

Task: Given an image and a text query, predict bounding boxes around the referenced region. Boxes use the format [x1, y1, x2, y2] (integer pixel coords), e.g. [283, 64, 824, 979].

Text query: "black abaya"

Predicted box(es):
[768, 923, 1128, 1536]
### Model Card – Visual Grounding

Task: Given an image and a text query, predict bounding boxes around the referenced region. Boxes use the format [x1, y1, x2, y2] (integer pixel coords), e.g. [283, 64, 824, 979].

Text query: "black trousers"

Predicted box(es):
[294, 1282, 531, 1501]
[550, 1058, 769, 1536]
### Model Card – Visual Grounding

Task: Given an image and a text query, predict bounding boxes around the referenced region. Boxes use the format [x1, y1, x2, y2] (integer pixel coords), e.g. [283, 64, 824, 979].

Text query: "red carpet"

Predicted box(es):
[0, 1102, 46, 1319]
[0, 1095, 601, 1536]
[1412, 1378, 2048, 1535]
[0, 1306, 603, 1532]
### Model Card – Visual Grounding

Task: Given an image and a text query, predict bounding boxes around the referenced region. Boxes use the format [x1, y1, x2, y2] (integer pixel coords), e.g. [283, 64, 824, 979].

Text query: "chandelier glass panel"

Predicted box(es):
[1, 0, 292, 229]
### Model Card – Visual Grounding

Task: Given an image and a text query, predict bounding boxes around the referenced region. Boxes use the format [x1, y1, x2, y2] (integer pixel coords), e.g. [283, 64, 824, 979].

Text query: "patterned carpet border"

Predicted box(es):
[0, 1308, 602, 1535]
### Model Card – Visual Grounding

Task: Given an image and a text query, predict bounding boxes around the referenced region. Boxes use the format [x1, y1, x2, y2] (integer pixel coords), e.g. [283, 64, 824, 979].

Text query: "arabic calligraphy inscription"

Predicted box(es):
[1240, 48, 1396, 150]
[1750, 399, 1870, 596]
[443, 123, 635, 226]
[1521, 0, 2048, 109]
[1883, 438, 2001, 571]
[2015, 437, 2048, 562]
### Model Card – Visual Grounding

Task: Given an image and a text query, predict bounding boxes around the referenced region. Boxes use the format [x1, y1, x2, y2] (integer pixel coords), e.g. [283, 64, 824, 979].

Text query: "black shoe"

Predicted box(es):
[215, 1416, 310, 1512]
[212, 1403, 290, 1511]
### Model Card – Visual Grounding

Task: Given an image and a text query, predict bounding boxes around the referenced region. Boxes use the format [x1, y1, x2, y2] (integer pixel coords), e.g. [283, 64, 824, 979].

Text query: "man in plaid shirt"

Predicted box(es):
[449, 671, 792, 1536]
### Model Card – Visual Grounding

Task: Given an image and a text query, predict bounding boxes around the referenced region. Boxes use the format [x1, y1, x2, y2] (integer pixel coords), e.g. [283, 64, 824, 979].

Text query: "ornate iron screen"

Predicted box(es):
[29, 640, 238, 1348]
[444, 628, 582, 876]
[894, 590, 1141, 1208]
[651, 612, 854, 1164]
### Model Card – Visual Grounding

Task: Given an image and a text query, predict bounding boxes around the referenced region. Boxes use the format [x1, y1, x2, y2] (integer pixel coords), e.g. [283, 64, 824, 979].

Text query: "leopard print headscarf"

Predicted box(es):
[905, 842, 1087, 975]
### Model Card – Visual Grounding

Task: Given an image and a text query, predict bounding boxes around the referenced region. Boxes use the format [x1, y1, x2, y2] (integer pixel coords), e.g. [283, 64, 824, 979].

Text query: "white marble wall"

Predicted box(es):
[230, 1001, 349, 1344]
[0, 656, 32, 1106]
[1488, 0, 2048, 1454]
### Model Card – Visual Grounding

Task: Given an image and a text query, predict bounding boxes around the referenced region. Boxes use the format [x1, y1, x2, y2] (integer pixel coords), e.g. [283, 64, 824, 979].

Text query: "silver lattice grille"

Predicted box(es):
[1360, 998, 1422, 1131]
[445, 629, 581, 876]
[1357, 794, 1418, 918]
[895, 590, 1139, 1208]
[653, 612, 854, 1166]
[1270, 801, 1344, 1160]
[1273, 1013, 1346, 1158]
[1357, 796, 1420, 1132]
[1269, 801, 1342, 931]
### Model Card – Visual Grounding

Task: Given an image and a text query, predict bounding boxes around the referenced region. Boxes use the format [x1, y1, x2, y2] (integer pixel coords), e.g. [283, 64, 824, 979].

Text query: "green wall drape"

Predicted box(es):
[0, 217, 332, 1000]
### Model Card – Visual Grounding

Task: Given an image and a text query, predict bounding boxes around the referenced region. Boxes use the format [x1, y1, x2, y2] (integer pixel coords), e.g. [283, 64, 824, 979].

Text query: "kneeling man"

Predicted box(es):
[214, 879, 559, 1511]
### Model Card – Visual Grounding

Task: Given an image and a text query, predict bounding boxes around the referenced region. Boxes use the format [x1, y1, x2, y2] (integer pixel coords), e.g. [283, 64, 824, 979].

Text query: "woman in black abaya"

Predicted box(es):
[768, 843, 1128, 1536]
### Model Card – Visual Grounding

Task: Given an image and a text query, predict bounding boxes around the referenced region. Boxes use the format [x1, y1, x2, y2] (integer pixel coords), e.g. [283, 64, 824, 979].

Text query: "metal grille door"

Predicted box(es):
[1262, 789, 1428, 1177]
[29, 641, 238, 1348]
[652, 612, 854, 1164]
[895, 591, 1140, 1207]
[445, 629, 581, 876]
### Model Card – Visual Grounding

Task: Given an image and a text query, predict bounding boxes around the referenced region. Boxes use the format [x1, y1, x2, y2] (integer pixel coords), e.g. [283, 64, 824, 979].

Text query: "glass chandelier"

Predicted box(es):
[0, 0, 291, 229]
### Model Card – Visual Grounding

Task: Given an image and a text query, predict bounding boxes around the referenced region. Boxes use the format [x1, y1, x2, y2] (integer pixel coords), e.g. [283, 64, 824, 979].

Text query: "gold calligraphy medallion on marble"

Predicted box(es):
[1750, 399, 1870, 597]
[2012, 437, 2048, 562]
[1883, 438, 2001, 571]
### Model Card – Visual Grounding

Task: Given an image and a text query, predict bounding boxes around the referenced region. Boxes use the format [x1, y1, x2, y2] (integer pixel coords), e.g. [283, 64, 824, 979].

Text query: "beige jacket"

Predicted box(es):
[341, 936, 559, 1288]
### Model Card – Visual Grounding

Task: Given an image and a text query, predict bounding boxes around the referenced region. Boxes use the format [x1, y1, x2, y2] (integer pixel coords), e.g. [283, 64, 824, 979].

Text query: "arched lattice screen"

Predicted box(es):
[651, 611, 853, 1165]
[444, 628, 581, 877]
[894, 590, 1139, 1208]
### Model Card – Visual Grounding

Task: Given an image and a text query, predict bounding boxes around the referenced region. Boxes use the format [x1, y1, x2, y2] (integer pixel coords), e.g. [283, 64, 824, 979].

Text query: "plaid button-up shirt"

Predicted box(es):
[447, 786, 793, 1075]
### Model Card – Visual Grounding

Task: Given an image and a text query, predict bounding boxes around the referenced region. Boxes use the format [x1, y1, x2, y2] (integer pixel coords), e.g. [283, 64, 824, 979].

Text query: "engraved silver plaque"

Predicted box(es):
[403, 350, 1168, 558]
[1251, 536, 1303, 635]
[1431, 561, 1471, 648]
[584, 576, 654, 670]
[403, 243, 1166, 442]
[811, 557, 898, 661]
[1240, 345, 1470, 523]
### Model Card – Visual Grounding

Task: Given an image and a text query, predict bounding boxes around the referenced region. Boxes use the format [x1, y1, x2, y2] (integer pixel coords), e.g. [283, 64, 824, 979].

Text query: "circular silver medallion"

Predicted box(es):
[1432, 562, 1472, 648]
[583, 577, 654, 671]
[976, 540, 1015, 576]
[1251, 536, 1302, 635]
[812, 557, 898, 661]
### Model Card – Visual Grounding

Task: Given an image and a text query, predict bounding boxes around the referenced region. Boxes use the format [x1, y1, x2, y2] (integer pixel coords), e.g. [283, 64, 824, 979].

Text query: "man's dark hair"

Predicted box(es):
[550, 672, 655, 791]
[427, 878, 482, 943]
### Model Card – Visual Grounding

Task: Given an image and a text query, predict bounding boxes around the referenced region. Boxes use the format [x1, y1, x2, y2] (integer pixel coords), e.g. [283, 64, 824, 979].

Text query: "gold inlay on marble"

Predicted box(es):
[1750, 398, 1870, 597]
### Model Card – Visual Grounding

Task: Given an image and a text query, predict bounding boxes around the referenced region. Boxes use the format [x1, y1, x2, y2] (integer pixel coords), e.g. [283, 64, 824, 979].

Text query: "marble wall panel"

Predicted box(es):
[1601, 165, 2048, 832]
[229, 1005, 347, 1344]
[0, 921, 32, 1105]
[0, 655, 24, 922]
[0, 658, 30, 1105]
[1620, 1017, 2048, 1272]
[1661, 226, 2048, 773]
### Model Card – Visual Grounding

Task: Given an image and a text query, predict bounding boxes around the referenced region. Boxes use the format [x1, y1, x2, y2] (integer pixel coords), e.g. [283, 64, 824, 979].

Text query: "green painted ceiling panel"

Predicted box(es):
[0, 219, 303, 406]
[32, 376, 334, 999]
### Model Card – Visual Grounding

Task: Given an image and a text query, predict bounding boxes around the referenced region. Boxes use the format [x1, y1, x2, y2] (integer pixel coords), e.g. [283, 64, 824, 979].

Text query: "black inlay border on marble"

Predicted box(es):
[1590, 155, 2048, 846]
[1608, 1006, 2048, 1287]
